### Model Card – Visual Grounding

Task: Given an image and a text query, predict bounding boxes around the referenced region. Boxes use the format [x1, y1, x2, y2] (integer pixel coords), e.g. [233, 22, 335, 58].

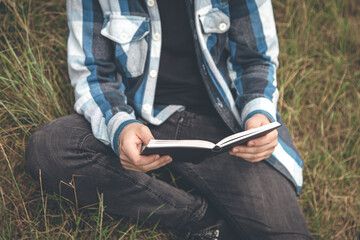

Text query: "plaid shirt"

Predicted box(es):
[67, 0, 304, 194]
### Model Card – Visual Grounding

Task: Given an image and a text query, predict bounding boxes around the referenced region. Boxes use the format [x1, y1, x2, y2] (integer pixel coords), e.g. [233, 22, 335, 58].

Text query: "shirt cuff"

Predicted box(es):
[241, 97, 277, 129]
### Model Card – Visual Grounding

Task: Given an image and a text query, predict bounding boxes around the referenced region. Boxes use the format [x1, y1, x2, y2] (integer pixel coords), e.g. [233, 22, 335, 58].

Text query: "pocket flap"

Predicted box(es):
[101, 15, 150, 44]
[199, 8, 230, 34]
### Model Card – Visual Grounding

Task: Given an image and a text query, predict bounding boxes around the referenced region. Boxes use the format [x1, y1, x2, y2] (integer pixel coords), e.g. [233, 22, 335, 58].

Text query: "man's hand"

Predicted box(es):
[118, 123, 172, 172]
[229, 114, 278, 162]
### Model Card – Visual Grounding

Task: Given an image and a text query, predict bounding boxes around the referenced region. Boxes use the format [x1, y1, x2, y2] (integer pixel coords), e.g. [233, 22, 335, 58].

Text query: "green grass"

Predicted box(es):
[0, 0, 359, 239]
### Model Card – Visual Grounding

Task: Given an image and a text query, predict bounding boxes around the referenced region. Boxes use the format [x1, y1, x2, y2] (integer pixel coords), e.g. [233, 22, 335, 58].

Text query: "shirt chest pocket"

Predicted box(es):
[199, 7, 230, 63]
[101, 15, 150, 78]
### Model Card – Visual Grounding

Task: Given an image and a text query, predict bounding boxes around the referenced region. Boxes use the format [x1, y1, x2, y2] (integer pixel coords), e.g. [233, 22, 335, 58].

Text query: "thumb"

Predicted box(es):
[137, 125, 154, 145]
[245, 114, 270, 130]
[245, 117, 262, 130]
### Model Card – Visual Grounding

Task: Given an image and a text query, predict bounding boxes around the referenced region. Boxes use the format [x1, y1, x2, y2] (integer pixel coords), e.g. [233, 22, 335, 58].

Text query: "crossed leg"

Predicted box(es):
[26, 112, 312, 239]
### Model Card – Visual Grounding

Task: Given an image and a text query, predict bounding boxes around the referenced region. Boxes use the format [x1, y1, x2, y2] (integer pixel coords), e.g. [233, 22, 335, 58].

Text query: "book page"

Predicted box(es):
[216, 122, 281, 147]
[146, 139, 215, 149]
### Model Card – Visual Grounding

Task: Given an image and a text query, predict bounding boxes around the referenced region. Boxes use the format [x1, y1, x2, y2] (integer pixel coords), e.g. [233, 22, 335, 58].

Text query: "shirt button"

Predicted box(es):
[219, 22, 227, 32]
[147, 0, 155, 7]
[149, 70, 157, 78]
[152, 33, 161, 41]
[143, 104, 152, 112]
[120, 32, 128, 42]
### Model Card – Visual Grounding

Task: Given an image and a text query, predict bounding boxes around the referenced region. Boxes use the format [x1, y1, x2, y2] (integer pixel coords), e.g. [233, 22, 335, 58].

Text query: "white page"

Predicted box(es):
[217, 122, 281, 147]
[146, 139, 215, 149]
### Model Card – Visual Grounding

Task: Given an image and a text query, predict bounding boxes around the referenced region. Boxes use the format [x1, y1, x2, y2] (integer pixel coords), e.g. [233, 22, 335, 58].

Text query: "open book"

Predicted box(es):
[141, 122, 281, 163]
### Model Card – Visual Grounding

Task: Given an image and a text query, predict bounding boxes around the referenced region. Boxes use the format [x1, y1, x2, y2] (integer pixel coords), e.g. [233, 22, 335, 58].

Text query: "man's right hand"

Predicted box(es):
[118, 122, 172, 172]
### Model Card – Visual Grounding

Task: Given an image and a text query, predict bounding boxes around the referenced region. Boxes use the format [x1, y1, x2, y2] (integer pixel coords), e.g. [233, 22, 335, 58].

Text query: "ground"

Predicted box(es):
[0, 0, 359, 239]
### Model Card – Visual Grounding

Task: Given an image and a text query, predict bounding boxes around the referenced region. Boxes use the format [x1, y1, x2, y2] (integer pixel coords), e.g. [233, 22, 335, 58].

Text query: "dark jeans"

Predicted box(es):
[26, 111, 312, 239]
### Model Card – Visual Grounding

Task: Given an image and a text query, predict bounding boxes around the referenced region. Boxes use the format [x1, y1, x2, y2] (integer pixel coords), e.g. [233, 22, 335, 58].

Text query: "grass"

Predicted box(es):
[0, 0, 359, 239]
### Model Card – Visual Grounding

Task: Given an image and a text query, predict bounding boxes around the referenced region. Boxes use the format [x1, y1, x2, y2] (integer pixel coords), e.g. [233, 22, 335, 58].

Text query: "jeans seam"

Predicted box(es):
[175, 112, 186, 140]
[76, 133, 94, 154]
[179, 162, 244, 233]
[76, 120, 200, 217]
[94, 157, 196, 213]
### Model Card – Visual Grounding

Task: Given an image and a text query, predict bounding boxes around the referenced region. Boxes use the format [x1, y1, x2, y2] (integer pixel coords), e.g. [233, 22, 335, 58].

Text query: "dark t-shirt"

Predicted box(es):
[154, 0, 216, 114]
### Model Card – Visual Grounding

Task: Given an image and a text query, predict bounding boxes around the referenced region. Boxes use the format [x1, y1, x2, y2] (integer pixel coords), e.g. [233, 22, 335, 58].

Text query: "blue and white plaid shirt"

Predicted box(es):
[67, 0, 304, 194]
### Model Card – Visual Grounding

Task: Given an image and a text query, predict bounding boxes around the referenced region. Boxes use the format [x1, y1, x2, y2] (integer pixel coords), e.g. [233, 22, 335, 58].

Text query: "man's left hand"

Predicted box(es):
[229, 114, 278, 162]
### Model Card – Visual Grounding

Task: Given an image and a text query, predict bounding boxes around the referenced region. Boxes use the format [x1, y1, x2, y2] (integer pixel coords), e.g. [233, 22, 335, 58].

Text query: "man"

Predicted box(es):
[26, 0, 312, 239]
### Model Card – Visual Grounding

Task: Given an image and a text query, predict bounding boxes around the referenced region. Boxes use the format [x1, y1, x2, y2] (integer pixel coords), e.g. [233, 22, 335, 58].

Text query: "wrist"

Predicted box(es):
[241, 97, 276, 129]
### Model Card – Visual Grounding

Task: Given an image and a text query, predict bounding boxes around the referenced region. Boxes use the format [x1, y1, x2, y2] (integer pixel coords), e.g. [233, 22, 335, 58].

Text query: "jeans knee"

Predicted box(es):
[25, 118, 68, 180]
[25, 115, 98, 189]
[25, 127, 44, 180]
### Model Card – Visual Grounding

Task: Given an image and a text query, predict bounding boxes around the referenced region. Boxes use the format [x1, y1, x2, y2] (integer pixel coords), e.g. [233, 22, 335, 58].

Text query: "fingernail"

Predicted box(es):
[155, 155, 160, 160]
[249, 141, 255, 146]
[166, 157, 172, 162]
[233, 148, 239, 153]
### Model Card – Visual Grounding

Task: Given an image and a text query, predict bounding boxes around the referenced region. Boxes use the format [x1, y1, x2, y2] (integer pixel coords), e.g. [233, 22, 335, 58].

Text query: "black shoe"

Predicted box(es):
[185, 219, 231, 240]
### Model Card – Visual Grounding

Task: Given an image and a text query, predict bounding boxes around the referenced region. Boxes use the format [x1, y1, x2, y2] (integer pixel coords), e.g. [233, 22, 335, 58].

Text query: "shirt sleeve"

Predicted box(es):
[228, 0, 279, 128]
[67, 0, 142, 156]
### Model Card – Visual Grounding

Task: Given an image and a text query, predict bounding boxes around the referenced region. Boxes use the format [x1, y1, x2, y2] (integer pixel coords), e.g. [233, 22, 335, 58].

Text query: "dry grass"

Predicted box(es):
[273, 1, 360, 239]
[0, 0, 359, 239]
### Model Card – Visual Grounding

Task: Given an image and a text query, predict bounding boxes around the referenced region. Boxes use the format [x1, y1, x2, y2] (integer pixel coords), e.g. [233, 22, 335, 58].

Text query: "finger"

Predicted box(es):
[125, 152, 162, 167]
[233, 138, 278, 154]
[230, 147, 275, 158]
[119, 141, 157, 166]
[121, 135, 155, 164]
[134, 155, 172, 172]
[121, 162, 140, 171]
[231, 144, 276, 155]
[231, 137, 278, 153]
[229, 149, 274, 162]
[246, 119, 262, 130]
[245, 114, 271, 130]
[247, 130, 278, 147]
[137, 125, 154, 145]
[119, 136, 141, 157]
[247, 157, 268, 163]
[121, 156, 160, 172]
